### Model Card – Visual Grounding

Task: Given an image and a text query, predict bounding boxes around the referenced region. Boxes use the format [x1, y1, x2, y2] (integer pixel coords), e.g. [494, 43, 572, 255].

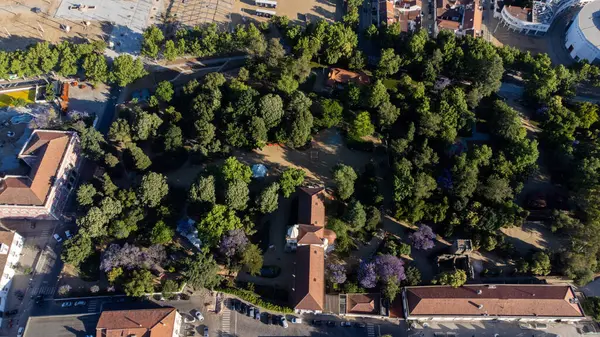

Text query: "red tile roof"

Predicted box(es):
[96, 308, 177, 337]
[293, 245, 325, 312]
[0, 130, 73, 206]
[405, 285, 585, 318]
[297, 187, 326, 227]
[347, 293, 381, 315]
[326, 69, 371, 87]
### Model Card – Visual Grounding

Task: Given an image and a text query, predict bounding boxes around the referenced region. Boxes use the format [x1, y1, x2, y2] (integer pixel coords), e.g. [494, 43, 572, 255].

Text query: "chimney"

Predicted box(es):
[476, 289, 482, 295]
[478, 304, 484, 309]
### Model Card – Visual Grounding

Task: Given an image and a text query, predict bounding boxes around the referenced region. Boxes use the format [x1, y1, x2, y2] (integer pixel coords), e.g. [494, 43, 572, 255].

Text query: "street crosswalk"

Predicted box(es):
[221, 306, 232, 336]
[88, 300, 99, 313]
[367, 323, 376, 337]
[31, 285, 55, 296]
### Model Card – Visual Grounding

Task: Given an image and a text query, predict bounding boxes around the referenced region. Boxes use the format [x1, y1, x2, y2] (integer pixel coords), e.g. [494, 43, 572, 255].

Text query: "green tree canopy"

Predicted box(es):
[197, 205, 244, 247]
[344, 199, 366, 230]
[530, 251, 551, 276]
[182, 251, 221, 290]
[257, 182, 280, 214]
[155, 81, 174, 102]
[124, 269, 155, 297]
[279, 167, 305, 198]
[241, 243, 263, 275]
[225, 180, 250, 211]
[77, 184, 97, 207]
[150, 220, 174, 245]
[110, 54, 148, 87]
[436, 269, 467, 287]
[349, 111, 375, 140]
[222, 157, 252, 184]
[189, 175, 216, 204]
[333, 164, 358, 200]
[139, 172, 169, 208]
[61, 234, 93, 267]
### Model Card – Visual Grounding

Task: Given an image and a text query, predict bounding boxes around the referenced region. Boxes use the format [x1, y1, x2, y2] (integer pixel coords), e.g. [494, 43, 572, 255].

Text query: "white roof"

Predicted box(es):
[577, 0, 600, 49]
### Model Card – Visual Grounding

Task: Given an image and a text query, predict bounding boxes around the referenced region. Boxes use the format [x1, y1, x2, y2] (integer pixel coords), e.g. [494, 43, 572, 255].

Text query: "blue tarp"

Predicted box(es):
[252, 164, 267, 178]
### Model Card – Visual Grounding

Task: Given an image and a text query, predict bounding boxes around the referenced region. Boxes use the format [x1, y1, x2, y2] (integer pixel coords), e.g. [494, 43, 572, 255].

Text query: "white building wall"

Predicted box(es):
[500, 7, 550, 34]
[0, 232, 23, 325]
[565, 11, 600, 62]
[172, 312, 182, 337]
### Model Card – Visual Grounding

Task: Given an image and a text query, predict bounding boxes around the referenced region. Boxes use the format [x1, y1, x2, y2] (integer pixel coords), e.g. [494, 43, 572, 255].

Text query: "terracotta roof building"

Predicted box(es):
[346, 293, 382, 316]
[0, 230, 23, 325]
[96, 307, 182, 337]
[436, 0, 482, 37]
[374, 0, 422, 32]
[293, 245, 325, 312]
[0, 130, 81, 220]
[326, 68, 371, 87]
[403, 285, 585, 322]
[291, 187, 335, 314]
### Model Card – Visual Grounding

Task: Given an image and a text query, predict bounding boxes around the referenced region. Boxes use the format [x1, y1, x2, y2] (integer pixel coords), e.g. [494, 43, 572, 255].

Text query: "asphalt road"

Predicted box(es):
[1, 220, 65, 336]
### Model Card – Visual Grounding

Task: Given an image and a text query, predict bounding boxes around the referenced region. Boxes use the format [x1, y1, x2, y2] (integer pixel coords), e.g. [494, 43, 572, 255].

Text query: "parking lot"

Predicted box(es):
[220, 298, 388, 337]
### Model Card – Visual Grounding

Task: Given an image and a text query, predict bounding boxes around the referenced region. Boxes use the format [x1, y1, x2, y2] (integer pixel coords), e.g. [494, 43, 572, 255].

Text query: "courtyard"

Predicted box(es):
[481, 3, 577, 65]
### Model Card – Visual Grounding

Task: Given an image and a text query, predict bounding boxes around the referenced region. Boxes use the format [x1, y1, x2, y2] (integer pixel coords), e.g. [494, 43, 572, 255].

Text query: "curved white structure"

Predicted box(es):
[565, 0, 600, 62]
[498, 0, 593, 35]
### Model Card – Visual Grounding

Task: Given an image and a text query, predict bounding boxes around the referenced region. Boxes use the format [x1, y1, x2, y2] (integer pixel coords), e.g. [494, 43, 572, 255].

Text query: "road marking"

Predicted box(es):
[88, 300, 98, 313]
[221, 306, 231, 336]
[367, 323, 376, 337]
[31, 286, 55, 296]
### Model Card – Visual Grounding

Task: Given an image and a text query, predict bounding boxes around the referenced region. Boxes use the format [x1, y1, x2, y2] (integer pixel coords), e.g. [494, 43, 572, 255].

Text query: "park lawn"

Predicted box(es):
[383, 78, 402, 90]
[0, 89, 35, 107]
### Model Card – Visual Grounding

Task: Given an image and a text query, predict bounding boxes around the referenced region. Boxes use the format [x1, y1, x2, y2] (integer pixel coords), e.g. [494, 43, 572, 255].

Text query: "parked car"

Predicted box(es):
[61, 301, 73, 308]
[240, 302, 247, 314]
[183, 315, 196, 323]
[53, 234, 62, 242]
[248, 306, 254, 317]
[74, 301, 87, 307]
[291, 317, 302, 324]
[17, 327, 24, 337]
[326, 321, 336, 327]
[254, 308, 260, 320]
[341, 321, 352, 327]
[193, 309, 204, 322]
[65, 230, 72, 239]
[203, 326, 209, 337]
[233, 299, 241, 312]
[271, 314, 279, 325]
[280, 316, 288, 328]
[259, 265, 281, 278]
[266, 313, 272, 325]
[4, 309, 17, 316]
[355, 322, 366, 328]
[312, 320, 322, 326]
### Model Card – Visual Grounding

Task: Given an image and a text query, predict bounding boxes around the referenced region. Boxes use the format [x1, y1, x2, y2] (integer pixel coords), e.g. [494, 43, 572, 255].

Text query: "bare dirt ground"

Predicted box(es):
[233, 0, 342, 26]
[67, 82, 110, 119]
[0, 0, 107, 51]
[500, 221, 564, 253]
[237, 128, 385, 186]
[169, 128, 385, 188]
